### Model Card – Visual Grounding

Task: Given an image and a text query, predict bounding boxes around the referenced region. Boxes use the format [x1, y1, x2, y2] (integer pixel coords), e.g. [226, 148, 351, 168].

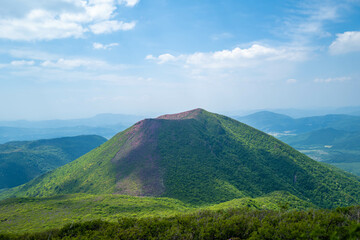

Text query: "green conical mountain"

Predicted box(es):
[1, 109, 360, 207]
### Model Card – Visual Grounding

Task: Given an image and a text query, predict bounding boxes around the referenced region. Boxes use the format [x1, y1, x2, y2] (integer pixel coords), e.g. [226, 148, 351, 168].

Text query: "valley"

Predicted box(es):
[235, 111, 360, 176]
[0, 135, 107, 189]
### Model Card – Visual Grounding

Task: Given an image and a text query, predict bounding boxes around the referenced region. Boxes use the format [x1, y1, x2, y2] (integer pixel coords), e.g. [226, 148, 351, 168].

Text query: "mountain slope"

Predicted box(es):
[0, 191, 314, 234]
[1, 109, 360, 208]
[235, 111, 295, 133]
[0, 135, 107, 189]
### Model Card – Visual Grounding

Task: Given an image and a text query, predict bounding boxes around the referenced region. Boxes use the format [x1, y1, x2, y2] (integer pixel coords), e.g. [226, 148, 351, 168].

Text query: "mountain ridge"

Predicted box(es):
[236, 111, 360, 134]
[1, 109, 359, 208]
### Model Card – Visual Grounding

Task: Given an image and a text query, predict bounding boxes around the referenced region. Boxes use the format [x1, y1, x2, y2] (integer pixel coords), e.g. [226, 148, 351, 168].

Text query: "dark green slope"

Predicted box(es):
[0, 135, 107, 189]
[1, 109, 360, 208]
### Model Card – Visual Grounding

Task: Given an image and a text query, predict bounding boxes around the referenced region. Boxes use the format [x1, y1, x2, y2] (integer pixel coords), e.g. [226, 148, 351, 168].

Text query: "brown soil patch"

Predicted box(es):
[111, 119, 165, 196]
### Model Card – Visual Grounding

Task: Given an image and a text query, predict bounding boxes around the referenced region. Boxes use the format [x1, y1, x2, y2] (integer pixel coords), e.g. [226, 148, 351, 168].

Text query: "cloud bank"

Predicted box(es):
[147, 44, 308, 69]
[0, 0, 138, 41]
[329, 31, 360, 55]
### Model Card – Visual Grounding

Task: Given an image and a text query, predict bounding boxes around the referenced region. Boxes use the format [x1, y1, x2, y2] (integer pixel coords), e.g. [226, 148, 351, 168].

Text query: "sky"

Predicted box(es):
[0, 0, 360, 120]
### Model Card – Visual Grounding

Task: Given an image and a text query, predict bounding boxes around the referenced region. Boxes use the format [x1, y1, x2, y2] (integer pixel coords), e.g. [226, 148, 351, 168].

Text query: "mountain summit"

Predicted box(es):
[2, 109, 360, 207]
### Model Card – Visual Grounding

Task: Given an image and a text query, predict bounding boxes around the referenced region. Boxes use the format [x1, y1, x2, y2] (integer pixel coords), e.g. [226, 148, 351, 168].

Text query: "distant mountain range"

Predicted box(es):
[235, 111, 360, 176]
[230, 106, 360, 118]
[0, 114, 143, 143]
[0, 113, 143, 128]
[0, 135, 106, 189]
[2, 109, 359, 208]
[235, 111, 360, 134]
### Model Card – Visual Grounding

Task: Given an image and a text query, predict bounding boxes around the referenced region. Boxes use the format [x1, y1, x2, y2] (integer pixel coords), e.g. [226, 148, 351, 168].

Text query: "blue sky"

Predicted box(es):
[0, 0, 360, 120]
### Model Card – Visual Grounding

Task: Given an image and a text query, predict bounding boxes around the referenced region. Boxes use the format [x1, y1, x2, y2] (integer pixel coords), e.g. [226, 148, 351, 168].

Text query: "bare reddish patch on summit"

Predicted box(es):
[157, 108, 204, 120]
[111, 119, 165, 196]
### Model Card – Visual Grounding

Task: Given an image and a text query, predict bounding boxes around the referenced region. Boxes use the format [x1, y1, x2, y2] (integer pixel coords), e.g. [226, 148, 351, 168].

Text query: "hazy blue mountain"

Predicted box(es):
[0, 135, 107, 189]
[235, 111, 360, 134]
[234, 111, 294, 133]
[0, 113, 144, 143]
[265, 106, 360, 118]
[350, 110, 360, 116]
[0, 113, 143, 129]
[0, 126, 117, 143]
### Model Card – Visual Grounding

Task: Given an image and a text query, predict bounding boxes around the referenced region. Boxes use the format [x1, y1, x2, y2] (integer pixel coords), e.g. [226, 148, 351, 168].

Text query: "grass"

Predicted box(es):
[2, 205, 360, 239]
[0, 191, 313, 234]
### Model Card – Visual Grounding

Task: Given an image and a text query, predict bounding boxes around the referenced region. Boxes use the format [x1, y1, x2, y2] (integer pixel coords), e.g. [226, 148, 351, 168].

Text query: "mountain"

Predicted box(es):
[1, 109, 360, 208]
[0, 113, 143, 129]
[0, 126, 118, 144]
[254, 106, 360, 118]
[0, 135, 106, 189]
[235, 111, 360, 134]
[0, 113, 144, 143]
[234, 111, 294, 133]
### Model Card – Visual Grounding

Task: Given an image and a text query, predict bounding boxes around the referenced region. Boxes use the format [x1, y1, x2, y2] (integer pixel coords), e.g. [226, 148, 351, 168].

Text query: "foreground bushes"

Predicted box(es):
[1, 206, 360, 239]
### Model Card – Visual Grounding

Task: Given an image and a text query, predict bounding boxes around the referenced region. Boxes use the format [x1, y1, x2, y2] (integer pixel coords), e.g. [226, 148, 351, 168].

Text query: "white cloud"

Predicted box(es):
[93, 42, 119, 49]
[314, 77, 351, 83]
[0, 0, 138, 40]
[0, 9, 86, 41]
[118, 0, 139, 7]
[7, 49, 59, 61]
[90, 20, 135, 34]
[147, 44, 308, 68]
[146, 54, 178, 64]
[286, 78, 297, 84]
[0, 60, 35, 68]
[281, 2, 344, 42]
[298, 4, 338, 35]
[10, 60, 35, 66]
[329, 31, 360, 55]
[41, 58, 108, 69]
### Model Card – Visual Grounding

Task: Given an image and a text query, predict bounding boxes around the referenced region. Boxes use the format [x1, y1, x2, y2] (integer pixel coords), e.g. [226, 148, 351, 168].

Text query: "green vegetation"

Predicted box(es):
[1, 205, 359, 239]
[0, 135, 106, 189]
[1, 109, 360, 209]
[0, 192, 314, 234]
[279, 128, 360, 176]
